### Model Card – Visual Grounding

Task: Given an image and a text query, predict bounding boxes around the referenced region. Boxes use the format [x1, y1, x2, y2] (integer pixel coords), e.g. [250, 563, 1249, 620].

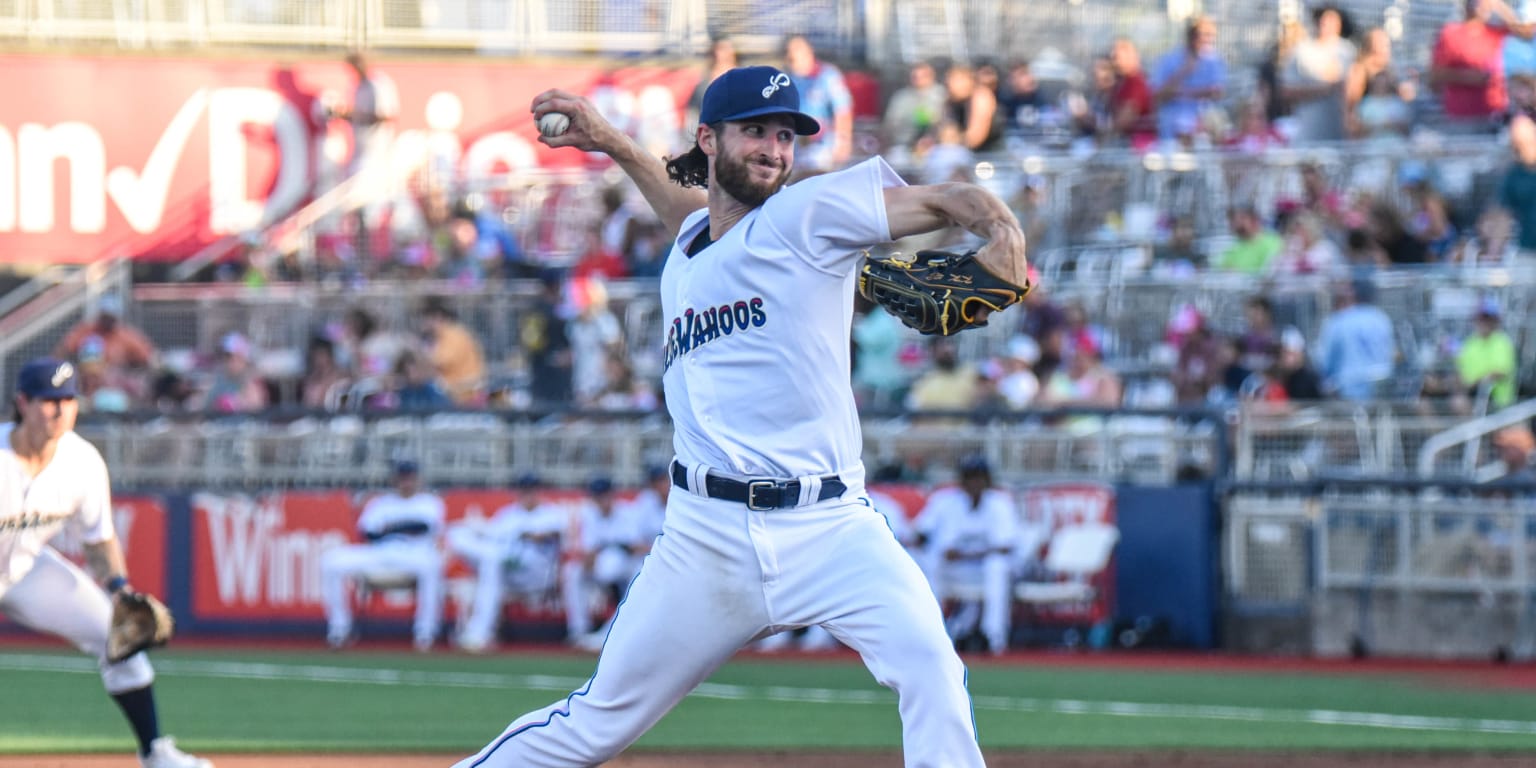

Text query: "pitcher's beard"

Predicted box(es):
[714, 153, 790, 207]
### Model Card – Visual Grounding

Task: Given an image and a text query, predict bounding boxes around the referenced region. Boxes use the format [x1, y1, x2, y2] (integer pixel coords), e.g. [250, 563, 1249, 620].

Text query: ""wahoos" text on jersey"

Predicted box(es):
[663, 298, 768, 371]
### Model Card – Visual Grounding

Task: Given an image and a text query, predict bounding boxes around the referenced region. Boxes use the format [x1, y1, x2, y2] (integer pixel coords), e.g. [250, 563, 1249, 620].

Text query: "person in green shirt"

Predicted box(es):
[1457, 301, 1519, 409]
[1217, 204, 1284, 272]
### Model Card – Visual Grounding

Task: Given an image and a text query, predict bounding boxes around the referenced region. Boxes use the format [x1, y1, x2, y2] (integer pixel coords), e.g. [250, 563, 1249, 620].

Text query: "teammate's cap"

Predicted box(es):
[514, 472, 541, 489]
[16, 357, 78, 399]
[958, 454, 991, 476]
[699, 66, 821, 136]
[588, 477, 615, 495]
[393, 459, 420, 476]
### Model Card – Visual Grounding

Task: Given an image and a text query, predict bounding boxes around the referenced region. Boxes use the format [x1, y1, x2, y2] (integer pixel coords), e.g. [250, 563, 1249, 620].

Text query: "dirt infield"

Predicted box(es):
[4, 752, 1534, 767]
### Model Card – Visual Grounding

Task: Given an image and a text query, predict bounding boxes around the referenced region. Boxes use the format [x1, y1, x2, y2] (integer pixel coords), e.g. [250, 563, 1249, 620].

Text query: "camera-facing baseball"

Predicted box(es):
[538, 112, 571, 138]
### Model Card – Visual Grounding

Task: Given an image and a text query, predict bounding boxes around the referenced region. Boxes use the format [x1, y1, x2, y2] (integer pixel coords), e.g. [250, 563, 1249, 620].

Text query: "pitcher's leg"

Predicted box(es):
[453, 540, 765, 768]
[0, 548, 155, 692]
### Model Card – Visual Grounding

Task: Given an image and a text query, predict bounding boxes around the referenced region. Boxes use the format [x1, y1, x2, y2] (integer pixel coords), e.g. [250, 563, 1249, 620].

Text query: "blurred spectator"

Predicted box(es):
[1318, 279, 1396, 400]
[1497, 114, 1536, 253]
[1282, 4, 1357, 143]
[1108, 39, 1157, 149]
[783, 34, 854, 174]
[392, 351, 452, 411]
[591, 352, 658, 412]
[331, 52, 399, 261]
[1507, 2, 1536, 82]
[1017, 273, 1065, 374]
[524, 274, 574, 406]
[921, 121, 976, 184]
[1239, 296, 1281, 372]
[997, 336, 1041, 410]
[1276, 327, 1326, 400]
[1169, 307, 1223, 404]
[1346, 28, 1414, 140]
[447, 200, 528, 281]
[625, 217, 670, 278]
[1217, 205, 1284, 273]
[1294, 163, 1353, 235]
[1271, 212, 1342, 275]
[1151, 16, 1228, 143]
[998, 60, 1046, 137]
[1259, 20, 1306, 125]
[568, 278, 624, 407]
[1365, 200, 1430, 265]
[687, 36, 738, 125]
[907, 338, 979, 412]
[1151, 216, 1202, 274]
[571, 226, 631, 282]
[944, 63, 1005, 152]
[300, 336, 347, 409]
[1491, 425, 1536, 481]
[343, 307, 409, 379]
[852, 299, 909, 410]
[1457, 299, 1518, 408]
[202, 332, 269, 413]
[1225, 98, 1288, 153]
[1430, 0, 1536, 132]
[1059, 301, 1109, 360]
[1073, 56, 1118, 142]
[419, 300, 485, 406]
[1456, 207, 1519, 264]
[55, 295, 156, 404]
[1038, 337, 1123, 411]
[1344, 227, 1390, 267]
[1403, 174, 1457, 259]
[883, 60, 949, 154]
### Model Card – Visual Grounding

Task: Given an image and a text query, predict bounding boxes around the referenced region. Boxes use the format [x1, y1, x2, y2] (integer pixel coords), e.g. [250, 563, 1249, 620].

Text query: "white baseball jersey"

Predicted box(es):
[916, 487, 1020, 558]
[574, 501, 649, 555]
[357, 492, 445, 544]
[486, 500, 565, 546]
[661, 157, 905, 481]
[0, 424, 114, 592]
[621, 489, 666, 541]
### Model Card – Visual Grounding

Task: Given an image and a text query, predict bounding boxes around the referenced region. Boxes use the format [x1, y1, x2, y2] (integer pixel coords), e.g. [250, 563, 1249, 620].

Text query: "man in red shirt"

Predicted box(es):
[1109, 38, 1157, 148]
[1431, 0, 1535, 129]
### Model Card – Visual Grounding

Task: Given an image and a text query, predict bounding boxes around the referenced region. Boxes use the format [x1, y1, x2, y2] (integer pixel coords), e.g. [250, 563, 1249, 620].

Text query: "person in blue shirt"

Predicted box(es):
[1318, 279, 1397, 401]
[1151, 17, 1229, 142]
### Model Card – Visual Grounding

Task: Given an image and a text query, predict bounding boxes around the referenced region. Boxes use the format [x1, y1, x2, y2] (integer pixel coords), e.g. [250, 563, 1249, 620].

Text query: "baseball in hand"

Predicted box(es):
[538, 112, 571, 137]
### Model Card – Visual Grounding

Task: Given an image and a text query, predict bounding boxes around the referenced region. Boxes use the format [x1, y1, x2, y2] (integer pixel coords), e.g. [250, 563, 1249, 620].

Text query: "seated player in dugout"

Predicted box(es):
[446, 473, 564, 653]
[456, 62, 1028, 767]
[319, 460, 446, 652]
[562, 477, 655, 652]
[1, 358, 213, 768]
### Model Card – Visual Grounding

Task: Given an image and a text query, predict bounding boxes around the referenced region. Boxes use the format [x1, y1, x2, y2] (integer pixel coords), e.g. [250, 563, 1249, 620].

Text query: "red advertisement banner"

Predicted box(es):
[0, 55, 700, 263]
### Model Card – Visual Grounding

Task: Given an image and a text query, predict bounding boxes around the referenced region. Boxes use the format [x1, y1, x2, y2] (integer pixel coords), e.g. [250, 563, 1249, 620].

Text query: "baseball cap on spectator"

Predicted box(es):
[588, 477, 615, 495]
[1477, 296, 1502, 320]
[95, 294, 124, 318]
[699, 66, 821, 136]
[1006, 335, 1041, 365]
[16, 357, 78, 399]
[221, 331, 252, 359]
[1281, 326, 1308, 353]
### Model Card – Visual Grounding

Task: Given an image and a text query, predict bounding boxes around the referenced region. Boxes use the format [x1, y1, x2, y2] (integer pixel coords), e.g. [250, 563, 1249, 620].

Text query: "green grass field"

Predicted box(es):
[3, 647, 1536, 755]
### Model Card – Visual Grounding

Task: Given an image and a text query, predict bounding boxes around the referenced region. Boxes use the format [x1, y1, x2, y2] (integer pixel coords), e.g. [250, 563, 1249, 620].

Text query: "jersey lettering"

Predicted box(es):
[0, 510, 73, 533]
[662, 296, 769, 372]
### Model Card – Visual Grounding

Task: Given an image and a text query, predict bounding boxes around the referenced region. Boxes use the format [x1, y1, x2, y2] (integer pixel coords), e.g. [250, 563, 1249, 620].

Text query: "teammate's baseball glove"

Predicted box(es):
[106, 590, 175, 663]
[858, 249, 1032, 336]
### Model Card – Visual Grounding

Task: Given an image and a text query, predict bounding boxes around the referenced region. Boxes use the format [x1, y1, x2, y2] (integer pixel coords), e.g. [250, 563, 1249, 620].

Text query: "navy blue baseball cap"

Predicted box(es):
[588, 477, 615, 495]
[514, 473, 541, 489]
[16, 358, 78, 399]
[958, 454, 991, 476]
[699, 66, 821, 136]
[393, 459, 420, 476]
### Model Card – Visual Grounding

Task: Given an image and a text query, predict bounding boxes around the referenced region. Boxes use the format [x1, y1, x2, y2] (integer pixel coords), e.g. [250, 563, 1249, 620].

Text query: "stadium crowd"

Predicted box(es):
[57, 9, 1536, 422]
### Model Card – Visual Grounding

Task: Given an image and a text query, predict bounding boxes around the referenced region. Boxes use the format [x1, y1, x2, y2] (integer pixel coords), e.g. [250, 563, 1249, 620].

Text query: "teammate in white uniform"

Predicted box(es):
[447, 474, 563, 652]
[319, 460, 445, 651]
[913, 455, 1019, 655]
[562, 477, 652, 650]
[0, 358, 212, 768]
[456, 65, 1028, 767]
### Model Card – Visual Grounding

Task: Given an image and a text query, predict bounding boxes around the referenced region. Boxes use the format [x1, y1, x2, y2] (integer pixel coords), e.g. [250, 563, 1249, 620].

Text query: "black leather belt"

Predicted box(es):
[671, 461, 846, 511]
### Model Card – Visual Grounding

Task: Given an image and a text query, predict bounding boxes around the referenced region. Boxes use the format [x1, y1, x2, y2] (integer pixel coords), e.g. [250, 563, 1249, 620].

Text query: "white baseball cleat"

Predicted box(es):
[140, 736, 213, 768]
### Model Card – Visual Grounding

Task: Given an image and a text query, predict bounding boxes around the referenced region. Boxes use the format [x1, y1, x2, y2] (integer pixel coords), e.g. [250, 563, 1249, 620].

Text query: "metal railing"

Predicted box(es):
[0, 259, 132, 402]
[75, 407, 1223, 490]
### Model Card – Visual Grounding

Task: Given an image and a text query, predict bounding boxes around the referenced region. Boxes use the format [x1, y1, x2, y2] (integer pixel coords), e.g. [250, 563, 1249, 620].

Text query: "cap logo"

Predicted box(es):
[51, 362, 73, 388]
[761, 72, 792, 99]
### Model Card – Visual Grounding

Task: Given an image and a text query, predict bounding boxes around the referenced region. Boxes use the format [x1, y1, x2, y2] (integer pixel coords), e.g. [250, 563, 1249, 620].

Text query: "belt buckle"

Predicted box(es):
[746, 480, 776, 511]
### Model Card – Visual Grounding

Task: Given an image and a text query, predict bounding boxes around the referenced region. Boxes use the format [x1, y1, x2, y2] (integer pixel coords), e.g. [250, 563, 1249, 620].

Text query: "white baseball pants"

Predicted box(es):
[0, 547, 154, 693]
[454, 489, 986, 768]
[319, 541, 444, 645]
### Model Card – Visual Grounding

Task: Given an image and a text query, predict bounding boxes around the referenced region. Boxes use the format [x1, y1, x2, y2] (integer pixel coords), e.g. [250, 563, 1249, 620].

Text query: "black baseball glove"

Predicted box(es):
[858, 249, 1032, 336]
[107, 589, 176, 663]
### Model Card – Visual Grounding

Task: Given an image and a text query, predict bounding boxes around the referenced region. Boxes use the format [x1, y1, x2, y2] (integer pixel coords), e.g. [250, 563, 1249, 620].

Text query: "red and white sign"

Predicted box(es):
[39, 495, 168, 599]
[0, 55, 700, 264]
